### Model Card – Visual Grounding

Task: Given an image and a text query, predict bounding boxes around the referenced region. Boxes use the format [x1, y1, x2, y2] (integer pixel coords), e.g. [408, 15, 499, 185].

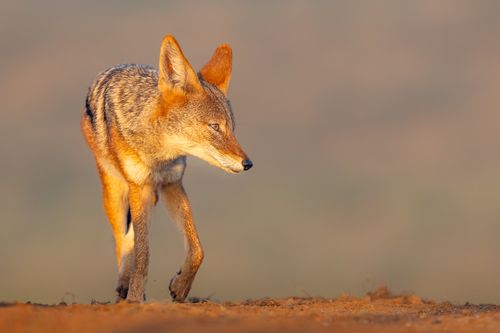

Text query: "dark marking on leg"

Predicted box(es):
[153, 190, 159, 206]
[126, 207, 131, 234]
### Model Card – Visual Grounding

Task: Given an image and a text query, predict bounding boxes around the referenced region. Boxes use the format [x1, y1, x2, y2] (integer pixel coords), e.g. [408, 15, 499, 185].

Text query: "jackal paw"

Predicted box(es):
[168, 270, 193, 303]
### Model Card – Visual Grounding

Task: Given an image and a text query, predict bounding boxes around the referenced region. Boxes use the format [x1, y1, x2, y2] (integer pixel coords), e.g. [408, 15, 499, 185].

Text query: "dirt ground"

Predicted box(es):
[1, 287, 500, 333]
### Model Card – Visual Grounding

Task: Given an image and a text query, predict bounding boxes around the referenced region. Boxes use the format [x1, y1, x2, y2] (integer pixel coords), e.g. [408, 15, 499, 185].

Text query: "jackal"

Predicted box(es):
[81, 35, 252, 303]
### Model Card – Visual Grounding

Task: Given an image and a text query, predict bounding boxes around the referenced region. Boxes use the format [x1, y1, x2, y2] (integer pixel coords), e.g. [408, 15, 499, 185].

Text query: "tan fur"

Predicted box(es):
[81, 35, 252, 303]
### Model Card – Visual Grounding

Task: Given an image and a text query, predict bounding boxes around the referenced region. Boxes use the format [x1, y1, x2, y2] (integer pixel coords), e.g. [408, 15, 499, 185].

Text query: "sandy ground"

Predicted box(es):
[1, 287, 500, 333]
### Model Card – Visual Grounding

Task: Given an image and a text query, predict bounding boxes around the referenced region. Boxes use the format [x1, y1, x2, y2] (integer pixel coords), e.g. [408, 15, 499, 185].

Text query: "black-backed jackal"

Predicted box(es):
[81, 35, 252, 303]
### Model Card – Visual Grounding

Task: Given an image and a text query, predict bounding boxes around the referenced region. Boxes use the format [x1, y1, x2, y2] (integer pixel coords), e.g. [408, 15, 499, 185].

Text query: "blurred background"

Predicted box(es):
[1, 0, 500, 304]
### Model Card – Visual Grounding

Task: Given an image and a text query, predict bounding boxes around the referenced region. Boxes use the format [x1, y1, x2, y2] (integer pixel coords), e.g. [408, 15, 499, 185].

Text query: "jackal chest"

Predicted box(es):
[122, 156, 186, 185]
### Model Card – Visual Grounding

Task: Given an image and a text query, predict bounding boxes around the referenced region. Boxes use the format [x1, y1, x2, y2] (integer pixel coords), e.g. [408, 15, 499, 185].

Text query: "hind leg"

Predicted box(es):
[98, 165, 133, 301]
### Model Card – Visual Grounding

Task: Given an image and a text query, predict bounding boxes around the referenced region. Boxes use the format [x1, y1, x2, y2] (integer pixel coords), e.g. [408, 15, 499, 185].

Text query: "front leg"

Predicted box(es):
[126, 183, 155, 303]
[161, 181, 204, 302]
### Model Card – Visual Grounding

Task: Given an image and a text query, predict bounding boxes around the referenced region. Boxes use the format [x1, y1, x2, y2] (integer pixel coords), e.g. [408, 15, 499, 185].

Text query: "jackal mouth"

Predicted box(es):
[208, 154, 244, 173]
[224, 165, 244, 174]
[213, 158, 244, 174]
[185, 146, 246, 174]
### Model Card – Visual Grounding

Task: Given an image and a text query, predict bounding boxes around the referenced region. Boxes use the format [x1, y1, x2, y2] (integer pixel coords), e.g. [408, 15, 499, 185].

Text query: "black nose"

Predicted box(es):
[242, 159, 253, 171]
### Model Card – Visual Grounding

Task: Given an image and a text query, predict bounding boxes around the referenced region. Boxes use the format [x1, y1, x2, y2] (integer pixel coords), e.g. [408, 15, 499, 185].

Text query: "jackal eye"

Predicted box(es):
[209, 123, 220, 132]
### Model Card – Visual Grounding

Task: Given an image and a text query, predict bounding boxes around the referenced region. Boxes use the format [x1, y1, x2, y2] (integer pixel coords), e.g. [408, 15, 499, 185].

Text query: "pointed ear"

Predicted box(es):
[158, 35, 202, 95]
[199, 44, 232, 95]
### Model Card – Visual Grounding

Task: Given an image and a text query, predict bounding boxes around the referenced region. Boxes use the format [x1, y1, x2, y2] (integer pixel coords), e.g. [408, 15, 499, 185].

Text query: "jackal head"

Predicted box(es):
[156, 35, 252, 174]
